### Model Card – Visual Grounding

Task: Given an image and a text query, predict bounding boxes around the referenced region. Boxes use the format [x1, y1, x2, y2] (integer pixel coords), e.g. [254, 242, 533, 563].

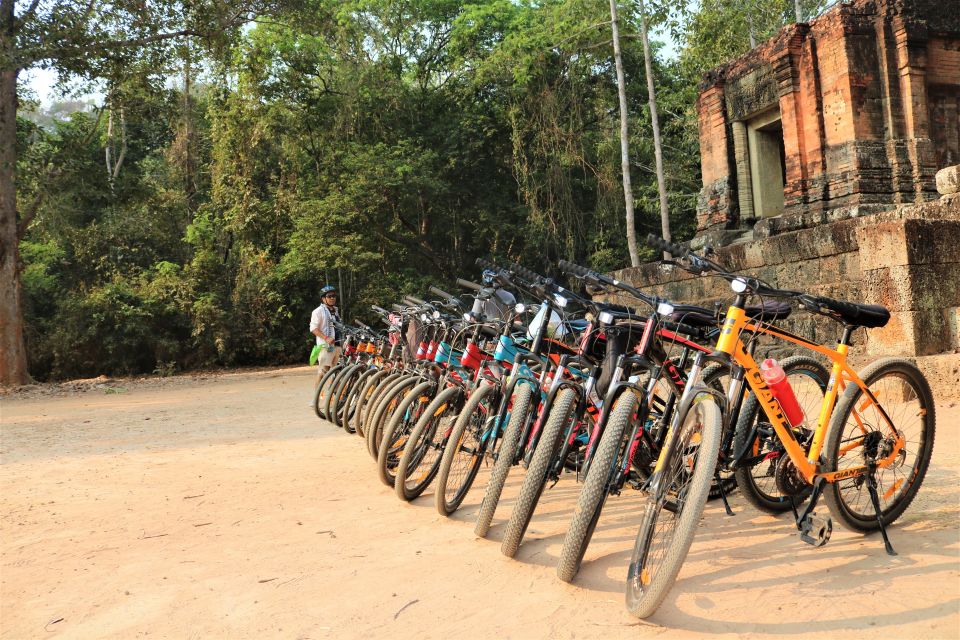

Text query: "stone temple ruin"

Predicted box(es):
[617, 0, 959, 378]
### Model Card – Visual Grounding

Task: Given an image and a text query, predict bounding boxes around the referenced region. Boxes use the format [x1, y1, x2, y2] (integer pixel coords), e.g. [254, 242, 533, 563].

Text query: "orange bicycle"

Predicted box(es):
[623, 234, 936, 618]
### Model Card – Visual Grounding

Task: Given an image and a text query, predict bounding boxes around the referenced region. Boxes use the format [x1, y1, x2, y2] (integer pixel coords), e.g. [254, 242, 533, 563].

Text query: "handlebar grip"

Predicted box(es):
[557, 259, 590, 278]
[456, 278, 483, 291]
[645, 233, 688, 258]
[354, 319, 370, 330]
[390, 303, 405, 313]
[371, 305, 388, 314]
[405, 294, 427, 305]
[508, 261, 542, 283]
[428, 285, 455, 301]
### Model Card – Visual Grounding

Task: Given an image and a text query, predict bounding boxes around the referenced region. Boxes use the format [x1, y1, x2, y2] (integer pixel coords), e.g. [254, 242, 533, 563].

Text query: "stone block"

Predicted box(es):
[861, 264, 959, 313]
[936, 165, 959, 196]
[866, 310, 950, 357]
[944, 307, 960, 350]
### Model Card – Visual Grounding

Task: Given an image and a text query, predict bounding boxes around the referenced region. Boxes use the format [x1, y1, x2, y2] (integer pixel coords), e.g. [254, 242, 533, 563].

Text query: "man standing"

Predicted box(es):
[310, 285, 342, 384]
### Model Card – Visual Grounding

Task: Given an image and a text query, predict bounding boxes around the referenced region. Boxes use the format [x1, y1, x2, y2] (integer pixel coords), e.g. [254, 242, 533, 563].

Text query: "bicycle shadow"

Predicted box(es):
[497, 461, 960, 633]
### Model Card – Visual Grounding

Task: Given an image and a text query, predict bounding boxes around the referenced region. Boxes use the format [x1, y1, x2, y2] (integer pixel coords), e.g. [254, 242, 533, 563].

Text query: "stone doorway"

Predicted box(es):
[747, 108, 786, 218]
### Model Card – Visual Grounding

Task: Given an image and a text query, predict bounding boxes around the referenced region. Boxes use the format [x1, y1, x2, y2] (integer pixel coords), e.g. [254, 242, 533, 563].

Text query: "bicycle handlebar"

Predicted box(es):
[428, 285, 456, 302]
[645, 233, 689, 259]
[557, 258, 660, 309]
[456, 278, 482, 291]
[507, 261, 542, 284]
[405, 294, 427, 306]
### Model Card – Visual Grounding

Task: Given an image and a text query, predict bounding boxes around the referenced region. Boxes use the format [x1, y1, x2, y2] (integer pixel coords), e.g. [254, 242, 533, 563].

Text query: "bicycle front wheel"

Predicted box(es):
[557, 391, 638, 583]
[625, 386, 722, 619]
[475, 382, 534, 538]
[502, 386, 578, 558]
[435, 382, 496, 516]
[395, 386, 463, 501]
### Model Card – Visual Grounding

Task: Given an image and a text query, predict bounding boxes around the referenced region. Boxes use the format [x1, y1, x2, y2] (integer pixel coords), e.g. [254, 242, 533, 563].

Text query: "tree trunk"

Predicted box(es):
[608, 0, 640, 267]
[0, 64, 29, 386]
[795, 0, 803, 24]
[183, 41, 196, 214]
[637, 0, 671, 257]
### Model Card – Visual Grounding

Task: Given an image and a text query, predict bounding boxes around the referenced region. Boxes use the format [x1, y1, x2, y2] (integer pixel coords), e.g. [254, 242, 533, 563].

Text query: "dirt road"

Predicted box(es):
[2, 366, 958, 639]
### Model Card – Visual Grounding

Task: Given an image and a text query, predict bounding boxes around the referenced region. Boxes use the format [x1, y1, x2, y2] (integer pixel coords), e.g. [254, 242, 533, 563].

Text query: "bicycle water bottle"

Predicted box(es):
[760, 358, 805, 427]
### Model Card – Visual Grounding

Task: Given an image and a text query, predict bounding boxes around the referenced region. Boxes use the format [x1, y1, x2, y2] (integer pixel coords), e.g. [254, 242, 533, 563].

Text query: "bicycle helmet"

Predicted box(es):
[320, 285, 337, 297]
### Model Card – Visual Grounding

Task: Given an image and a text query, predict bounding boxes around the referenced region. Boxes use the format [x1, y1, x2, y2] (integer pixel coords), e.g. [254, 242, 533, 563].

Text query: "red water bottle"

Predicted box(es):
[760, 358, 805, 427]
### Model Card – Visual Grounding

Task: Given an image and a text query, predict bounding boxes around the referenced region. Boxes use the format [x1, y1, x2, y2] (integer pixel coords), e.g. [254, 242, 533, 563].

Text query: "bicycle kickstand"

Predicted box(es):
[865, 466, 897, 556]
[714, 471, 735, 516]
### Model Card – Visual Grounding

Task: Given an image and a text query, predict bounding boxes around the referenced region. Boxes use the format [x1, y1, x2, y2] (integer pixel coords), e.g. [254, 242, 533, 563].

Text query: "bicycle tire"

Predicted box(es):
[395, 386, 463, 501]
[502, 387, 578, 557]
[340, 367, 378, 435]
[377, 380, 435, 488]
[353, 369, 391, 437]
[367, 375, 417, 459]
[557, 391, 638, 583]
[822, 357, 935, 531]
[362, 372, 406, 450]
[732, 355, 829, 513]
[475, 382, 535, 538]
[625, 387, 723, 618]
[313, 365, 341, 422]
[435, 382, 496, 516]
[700, 364, 738, 499]
[327, 364, 361, 427]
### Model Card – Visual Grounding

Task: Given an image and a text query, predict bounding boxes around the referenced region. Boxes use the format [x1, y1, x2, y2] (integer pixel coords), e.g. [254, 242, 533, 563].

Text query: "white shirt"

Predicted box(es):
[310, 304, 338, 346]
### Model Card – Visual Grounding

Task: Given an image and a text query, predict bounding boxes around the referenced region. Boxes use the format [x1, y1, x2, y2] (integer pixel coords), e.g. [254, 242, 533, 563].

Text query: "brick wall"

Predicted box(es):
[694, 0, 960, 235]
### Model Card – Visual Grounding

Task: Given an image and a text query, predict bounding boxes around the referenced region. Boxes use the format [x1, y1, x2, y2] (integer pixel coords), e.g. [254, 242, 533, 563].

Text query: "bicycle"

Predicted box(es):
[623, 234, 935, 618]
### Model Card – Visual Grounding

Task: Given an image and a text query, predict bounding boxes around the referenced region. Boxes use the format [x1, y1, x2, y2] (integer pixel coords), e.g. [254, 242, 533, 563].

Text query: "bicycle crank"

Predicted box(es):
[798, 512, 832, 547]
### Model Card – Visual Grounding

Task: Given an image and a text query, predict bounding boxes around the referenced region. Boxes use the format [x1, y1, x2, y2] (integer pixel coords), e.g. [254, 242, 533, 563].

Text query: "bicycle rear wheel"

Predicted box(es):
[625, 386, 722, 618]
[822, 358, 935, 531]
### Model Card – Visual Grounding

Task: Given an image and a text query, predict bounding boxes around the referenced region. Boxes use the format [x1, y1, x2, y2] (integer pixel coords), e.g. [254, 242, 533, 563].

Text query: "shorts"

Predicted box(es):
[316, 345, 342, 369]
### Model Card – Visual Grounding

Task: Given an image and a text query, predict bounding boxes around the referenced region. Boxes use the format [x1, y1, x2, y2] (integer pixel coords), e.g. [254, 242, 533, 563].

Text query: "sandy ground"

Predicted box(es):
[2, 365, 958, 639]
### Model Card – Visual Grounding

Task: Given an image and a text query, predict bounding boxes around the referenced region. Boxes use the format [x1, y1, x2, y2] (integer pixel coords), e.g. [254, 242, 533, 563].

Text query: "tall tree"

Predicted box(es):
[609, 0, 639, 267]
[0, 0, 270, 385]
[637, 0, 671, 253]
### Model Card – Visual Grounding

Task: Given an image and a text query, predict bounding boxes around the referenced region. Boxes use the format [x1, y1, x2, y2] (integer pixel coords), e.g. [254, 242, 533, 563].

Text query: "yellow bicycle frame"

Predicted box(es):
[717, 305, 905, 484]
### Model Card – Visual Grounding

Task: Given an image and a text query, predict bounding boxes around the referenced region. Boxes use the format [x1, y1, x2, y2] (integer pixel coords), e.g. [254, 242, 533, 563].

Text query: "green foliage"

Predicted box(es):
[17, 0, 807, 380]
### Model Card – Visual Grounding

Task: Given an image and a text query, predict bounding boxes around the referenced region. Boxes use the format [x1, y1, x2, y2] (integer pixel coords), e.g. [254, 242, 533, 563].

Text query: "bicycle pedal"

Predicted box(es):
[798, 512, 832, 547]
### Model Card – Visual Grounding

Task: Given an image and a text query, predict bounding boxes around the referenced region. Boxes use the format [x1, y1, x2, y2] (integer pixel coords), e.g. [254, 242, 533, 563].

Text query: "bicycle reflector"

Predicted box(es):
[731, 277, 749, 293]
[598, 311, 614, 325]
